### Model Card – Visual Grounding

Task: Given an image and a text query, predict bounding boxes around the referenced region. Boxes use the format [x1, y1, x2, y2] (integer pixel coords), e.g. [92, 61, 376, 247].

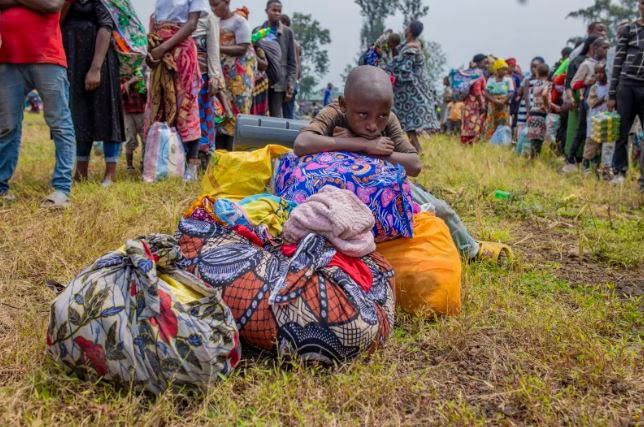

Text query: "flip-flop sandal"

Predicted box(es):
[41, 190, 71, 209]
[477, 241, 512, 266]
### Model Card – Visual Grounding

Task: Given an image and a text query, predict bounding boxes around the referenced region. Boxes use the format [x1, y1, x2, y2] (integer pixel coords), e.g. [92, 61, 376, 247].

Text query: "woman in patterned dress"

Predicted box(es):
[387, 21, 440, 154]
[210, 0, 256, 151]
[460, 54, 489, 145]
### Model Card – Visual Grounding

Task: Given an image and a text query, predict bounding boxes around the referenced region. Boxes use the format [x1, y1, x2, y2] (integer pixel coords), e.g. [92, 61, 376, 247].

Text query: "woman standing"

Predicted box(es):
[210, 0, 256, 150]
[516, 57, 546, 137]
[387, 21, 439, 153]
[193, 10, 226, 162]
[460, 54, 488, 145]
[62, 0, 125, 187]
[483, 59, 515, 140]
[147, 0, 209, 181]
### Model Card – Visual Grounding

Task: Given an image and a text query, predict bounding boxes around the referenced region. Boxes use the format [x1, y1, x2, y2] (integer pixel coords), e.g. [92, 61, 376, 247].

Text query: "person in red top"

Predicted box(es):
[0, 0, 76, 208]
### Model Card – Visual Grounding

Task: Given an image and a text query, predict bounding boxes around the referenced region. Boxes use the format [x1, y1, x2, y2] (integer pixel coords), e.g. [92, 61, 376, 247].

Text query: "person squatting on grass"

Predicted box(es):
[295, 66, 511, 264]
[0, 0, 76, 208]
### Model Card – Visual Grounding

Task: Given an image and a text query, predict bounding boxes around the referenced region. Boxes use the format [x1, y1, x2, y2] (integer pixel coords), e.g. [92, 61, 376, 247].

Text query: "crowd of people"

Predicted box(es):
[1, 0, 643, 209]
[0, 0, 304, 206]
[435, 15, 644, 191]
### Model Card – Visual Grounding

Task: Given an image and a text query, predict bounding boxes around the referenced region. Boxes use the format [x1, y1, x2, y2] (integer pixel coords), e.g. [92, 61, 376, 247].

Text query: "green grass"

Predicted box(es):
[0, 115, 642, 425]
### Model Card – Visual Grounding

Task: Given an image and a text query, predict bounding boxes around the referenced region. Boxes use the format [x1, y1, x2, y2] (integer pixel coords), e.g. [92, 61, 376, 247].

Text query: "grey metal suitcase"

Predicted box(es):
[233, 114, 308, 150]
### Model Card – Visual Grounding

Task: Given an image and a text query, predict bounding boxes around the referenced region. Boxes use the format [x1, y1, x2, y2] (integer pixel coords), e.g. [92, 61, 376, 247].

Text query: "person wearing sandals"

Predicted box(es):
[61, 0, 126, 187]
[0, 0, 76, 208]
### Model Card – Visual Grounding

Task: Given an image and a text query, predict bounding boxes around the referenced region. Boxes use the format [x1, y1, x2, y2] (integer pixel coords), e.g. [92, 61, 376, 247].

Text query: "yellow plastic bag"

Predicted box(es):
[202, 145, 291, 200]
[376, 212, 462, 317]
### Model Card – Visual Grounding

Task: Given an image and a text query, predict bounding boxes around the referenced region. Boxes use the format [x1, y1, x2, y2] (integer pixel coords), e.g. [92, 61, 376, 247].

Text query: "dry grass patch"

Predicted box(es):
[0, 117, 642, 425]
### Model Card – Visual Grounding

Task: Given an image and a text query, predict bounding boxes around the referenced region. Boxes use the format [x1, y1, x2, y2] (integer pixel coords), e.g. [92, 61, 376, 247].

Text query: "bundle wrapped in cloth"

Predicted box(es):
[283, 186, 376, 258]
[47, 235, 241, 394]
[176, 216, 395, 365]
[274, 151, 414, 243]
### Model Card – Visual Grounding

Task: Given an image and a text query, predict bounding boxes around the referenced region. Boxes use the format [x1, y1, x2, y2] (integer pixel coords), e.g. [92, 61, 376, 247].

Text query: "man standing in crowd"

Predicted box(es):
[0, 0, 76, 208]
[256, 0, 297, 118]
[609, 0, 644, 191]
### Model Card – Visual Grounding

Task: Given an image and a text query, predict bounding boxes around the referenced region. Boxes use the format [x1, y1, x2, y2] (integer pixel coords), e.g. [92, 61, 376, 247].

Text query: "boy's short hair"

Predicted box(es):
[266, 0, 281, 8]
[536, 63, 550, 78]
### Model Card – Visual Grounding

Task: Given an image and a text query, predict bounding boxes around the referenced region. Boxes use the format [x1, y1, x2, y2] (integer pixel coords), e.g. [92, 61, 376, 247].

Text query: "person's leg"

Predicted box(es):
[407, 131, 422, 153]
[410, 183, 480, 259]
[0, 64, 28, 197]
[124, 113, 138, 169]
[75, 140, 92, 181]
[282, 88, 296, 119]
[268, 89, 284, 118]
[101, 141, 122, 186]
[184, 139, 200, 181]
[613, 85, 638, 177]
[31, 64, 76, 195]
[566, 101, 588, 164]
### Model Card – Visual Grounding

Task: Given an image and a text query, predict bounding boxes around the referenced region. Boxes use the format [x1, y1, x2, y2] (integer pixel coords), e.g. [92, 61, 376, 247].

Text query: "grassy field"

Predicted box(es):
[0, 114, 642, 426]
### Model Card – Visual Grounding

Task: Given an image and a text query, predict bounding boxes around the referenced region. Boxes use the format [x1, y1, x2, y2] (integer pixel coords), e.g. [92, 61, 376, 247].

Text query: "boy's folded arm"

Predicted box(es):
[294, 131, 368, 156]
[379, 152, 422, 177]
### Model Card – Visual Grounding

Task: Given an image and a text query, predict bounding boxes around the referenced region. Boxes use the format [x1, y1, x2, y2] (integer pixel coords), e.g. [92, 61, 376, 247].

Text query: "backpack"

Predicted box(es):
[449, 68, 483, 102]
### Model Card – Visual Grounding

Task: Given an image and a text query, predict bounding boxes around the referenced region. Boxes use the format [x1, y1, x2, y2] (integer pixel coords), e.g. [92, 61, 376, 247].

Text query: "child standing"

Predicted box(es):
[445, 101, 463, 135]
[122, 76, 147, 172]
[583, 62, 609, 173]
[483, 59, 515, 140]
[524, 63, 550, 158]
[146, 0, 209, 181]
[562, 37, 610, 173]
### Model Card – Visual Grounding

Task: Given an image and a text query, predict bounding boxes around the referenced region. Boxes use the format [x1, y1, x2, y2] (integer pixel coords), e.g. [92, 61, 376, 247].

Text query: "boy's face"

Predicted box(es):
[595, 42, 610, 60]
[266, 3, 282, 24]
[339, 96, 392, 140]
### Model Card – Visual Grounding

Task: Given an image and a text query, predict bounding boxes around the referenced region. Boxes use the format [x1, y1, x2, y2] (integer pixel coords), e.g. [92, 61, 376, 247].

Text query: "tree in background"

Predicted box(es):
[355, 0, 397, 49]
[291, 12, 331, 99]
[398, 0, 430, 26]
[568, 0, 639, 43]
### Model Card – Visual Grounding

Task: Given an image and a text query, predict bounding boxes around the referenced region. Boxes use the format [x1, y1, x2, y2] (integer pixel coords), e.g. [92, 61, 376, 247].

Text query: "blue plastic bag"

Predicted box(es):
[490, 126, 512, 146]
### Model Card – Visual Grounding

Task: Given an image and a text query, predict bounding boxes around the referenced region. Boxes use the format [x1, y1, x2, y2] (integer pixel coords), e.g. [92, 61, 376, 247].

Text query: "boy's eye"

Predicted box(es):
[358, 113, 368, 118]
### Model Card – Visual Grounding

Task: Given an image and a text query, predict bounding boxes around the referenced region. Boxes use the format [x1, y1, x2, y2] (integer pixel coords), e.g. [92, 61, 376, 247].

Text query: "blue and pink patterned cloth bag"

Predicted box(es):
[273, 151, 414, 243]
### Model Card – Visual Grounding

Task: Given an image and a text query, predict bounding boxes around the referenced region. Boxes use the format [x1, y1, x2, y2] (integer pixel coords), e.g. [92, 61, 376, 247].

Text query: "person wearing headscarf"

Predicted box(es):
[386, 20, 440, 153]
[460, 54, 489, 144]
[483, 58, 515, 140]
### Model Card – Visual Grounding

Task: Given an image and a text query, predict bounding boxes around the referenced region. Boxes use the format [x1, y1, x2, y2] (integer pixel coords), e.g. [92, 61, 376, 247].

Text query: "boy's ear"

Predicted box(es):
[338, 96, 347, 112]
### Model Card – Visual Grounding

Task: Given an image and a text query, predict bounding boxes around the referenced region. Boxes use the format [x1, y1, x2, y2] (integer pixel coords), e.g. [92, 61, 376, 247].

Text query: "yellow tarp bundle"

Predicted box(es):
[376, 212, 462, 317]
[201, 145, 291, 200]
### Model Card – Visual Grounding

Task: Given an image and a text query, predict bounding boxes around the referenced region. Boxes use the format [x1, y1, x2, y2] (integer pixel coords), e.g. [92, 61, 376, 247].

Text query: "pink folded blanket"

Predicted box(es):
[283, 186, 376, 258]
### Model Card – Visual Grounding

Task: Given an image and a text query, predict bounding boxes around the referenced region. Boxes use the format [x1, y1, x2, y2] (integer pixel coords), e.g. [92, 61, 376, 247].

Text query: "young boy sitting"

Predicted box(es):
[294, 65, 511, 264]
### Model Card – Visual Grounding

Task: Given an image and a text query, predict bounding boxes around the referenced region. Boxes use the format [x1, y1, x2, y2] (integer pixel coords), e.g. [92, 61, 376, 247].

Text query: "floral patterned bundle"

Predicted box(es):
[47, 235, 241, 394]
[273, 151, 414, 243]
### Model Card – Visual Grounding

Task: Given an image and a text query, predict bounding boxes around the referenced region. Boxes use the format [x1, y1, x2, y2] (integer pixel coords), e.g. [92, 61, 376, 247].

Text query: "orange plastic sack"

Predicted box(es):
[376, 212, 462, 317]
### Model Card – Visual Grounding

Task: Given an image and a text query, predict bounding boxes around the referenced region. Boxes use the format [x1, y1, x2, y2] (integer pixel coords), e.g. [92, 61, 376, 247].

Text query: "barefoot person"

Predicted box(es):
[295, 66, 511, 264]
[0, 0, 76, 207]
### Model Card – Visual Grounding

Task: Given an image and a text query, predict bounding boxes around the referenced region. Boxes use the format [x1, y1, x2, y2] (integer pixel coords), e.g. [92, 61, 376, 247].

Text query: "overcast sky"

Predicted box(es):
[133, 0, 593, 87]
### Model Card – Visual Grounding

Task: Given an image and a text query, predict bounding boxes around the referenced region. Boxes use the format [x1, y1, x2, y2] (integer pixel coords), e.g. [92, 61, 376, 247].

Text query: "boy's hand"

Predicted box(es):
[364, 137, 395, 156]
